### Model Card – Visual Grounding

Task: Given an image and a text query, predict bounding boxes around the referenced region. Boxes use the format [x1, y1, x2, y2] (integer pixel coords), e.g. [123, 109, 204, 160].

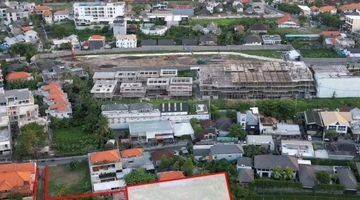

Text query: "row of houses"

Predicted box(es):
[237, 154, 359, 192]
[304, 108, 360, 136]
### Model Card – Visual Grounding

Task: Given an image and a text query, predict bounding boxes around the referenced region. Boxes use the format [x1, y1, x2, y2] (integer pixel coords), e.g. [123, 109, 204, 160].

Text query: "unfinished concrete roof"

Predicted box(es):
[199, 61, 313, 87]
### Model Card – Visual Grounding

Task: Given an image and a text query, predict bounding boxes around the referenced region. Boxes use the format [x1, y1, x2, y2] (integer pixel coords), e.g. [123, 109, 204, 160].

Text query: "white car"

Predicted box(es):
[307, 135, 312, 141]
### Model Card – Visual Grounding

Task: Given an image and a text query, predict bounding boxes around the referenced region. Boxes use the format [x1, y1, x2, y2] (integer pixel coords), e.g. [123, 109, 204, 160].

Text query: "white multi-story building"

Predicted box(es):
[0, 89, 47, 127]
[344, 15, 360, 33]
[88, 149, 125, 192]
[115, 34, 137, 48]
[0, 1, 35, 24]
[0, 109, 11, 157]
[73, 2, 125, 26]
[102, 103, 161, 129]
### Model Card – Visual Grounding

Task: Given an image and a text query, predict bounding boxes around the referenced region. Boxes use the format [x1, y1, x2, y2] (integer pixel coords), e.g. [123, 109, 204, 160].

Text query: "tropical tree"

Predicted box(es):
[273, 167, 282, 179]
[316, 171, 331, 184]
[243, 145, 268, 158]
[325, 130, 337, 141]
[284, 168, 295, 180]
[229, 124, 247, 139]
[14, 123, 46, 159]
[124, 169, 156, 185]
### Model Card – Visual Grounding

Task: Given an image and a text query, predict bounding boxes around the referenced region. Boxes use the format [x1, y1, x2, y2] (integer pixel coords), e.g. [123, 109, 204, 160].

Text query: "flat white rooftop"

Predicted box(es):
[91, 80, 118, 94]
[126, 173, 231, 200]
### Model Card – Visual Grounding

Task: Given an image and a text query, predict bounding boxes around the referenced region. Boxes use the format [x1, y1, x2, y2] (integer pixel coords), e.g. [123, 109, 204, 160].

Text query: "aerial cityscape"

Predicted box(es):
[0, 0, 360, 199]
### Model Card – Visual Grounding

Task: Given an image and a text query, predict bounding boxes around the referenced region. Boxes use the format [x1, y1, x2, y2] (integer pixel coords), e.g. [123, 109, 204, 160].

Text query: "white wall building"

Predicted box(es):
[0, 109, 11, 157]
[344, 15, 360, 33]
[102, 102, 210, 129]
[73, 2, 125, 26]
[245, 135, 275, 151]
[88, 149, 125, 192]
[281, 140, 315, 158]
[116, 34, 137, 48]
[313, 65, 360, 98]
[0, 89, 47, 127]
[320, 111, 352, 134]
[140, 23, 168, 36]
[0, 1, 35, 24]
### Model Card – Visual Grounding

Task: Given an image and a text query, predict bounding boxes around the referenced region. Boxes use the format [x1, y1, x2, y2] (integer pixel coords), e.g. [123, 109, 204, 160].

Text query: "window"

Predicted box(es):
[328, 126, 337, 130]
[337, 126, 346, 131]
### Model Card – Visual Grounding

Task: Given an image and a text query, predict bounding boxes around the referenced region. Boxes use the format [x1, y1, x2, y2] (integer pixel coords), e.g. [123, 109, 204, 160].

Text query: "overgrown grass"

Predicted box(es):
[299, 48, 341, 58]
[241, 50, 283, 59]
[52, 126, 100, 156]
[49, 161, 91, 197]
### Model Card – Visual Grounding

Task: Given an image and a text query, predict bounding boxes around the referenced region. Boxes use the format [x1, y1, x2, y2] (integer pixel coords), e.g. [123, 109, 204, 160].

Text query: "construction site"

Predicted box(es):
[37, 53, 319, 100]
[198, 61, 316, 99]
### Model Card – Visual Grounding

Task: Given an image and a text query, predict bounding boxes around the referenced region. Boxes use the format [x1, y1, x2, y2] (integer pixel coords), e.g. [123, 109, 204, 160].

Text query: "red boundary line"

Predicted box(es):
[44, 166, 233, 200]
[32, 166, 40, 200]
[44, 165, 126, 200]
[126, 172, 233, 200]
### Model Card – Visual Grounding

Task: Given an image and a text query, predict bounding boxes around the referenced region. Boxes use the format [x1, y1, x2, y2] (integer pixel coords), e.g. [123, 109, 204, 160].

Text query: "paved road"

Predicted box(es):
[37, 45, 293, 59]
[303, 57, 360, 66]
[35, 155, 88, 167]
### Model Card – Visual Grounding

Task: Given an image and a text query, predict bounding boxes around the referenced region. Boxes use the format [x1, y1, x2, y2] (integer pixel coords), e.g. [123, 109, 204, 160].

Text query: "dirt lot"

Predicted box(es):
[51, 53, 257, 73]
[49, 161, 91, 197]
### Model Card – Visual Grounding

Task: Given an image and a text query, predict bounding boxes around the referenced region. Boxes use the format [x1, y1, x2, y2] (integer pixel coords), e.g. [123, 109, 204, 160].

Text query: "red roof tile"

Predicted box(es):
[121, 148, 144, 158]
[158, 171, 185, 181]
[6, 72, 32, 82]
[90, 149, 121, 165]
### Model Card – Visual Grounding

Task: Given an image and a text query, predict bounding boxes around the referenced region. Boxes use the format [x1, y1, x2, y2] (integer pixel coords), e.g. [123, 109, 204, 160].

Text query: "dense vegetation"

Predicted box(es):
[14, 123, 47, 159]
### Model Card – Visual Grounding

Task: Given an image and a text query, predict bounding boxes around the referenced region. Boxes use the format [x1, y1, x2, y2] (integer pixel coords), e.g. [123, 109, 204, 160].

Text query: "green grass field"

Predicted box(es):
[52, 126, 100, 156]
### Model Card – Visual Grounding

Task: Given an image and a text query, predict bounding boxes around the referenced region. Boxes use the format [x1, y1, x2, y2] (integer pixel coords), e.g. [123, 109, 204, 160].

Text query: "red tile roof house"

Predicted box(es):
[0, 162, 37, 199]
[158, 171, 185, 181]
[41, 82, 72, 118]
[88, 149, 125, 192]
[319, 5, 337, 14]
[277, 15, 300, 28]
[87, 35, 106, 50]
[6, 71, 34, 82]
[339, 3, 360, 13]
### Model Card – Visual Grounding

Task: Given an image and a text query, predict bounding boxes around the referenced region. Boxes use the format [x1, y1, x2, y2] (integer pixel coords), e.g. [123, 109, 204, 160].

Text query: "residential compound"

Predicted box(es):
[0, 1, 35, 23]
[0, 89, 47, 127]
[91, 69, 193, 99]
[0, 162, 37, 199]
[198, 61, 315, 99]
[38, 82, 72, 118]
[73, 1, 125, 26]
[102, 102, 210, 129]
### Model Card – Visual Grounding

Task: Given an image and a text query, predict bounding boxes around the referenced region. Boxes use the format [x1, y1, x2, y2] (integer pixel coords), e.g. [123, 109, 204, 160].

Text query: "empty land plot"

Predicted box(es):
[49, 161, 91, 198]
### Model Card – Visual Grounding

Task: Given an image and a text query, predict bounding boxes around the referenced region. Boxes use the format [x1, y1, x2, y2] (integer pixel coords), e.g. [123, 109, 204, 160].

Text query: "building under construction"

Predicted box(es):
[198, 61, 315, 99]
